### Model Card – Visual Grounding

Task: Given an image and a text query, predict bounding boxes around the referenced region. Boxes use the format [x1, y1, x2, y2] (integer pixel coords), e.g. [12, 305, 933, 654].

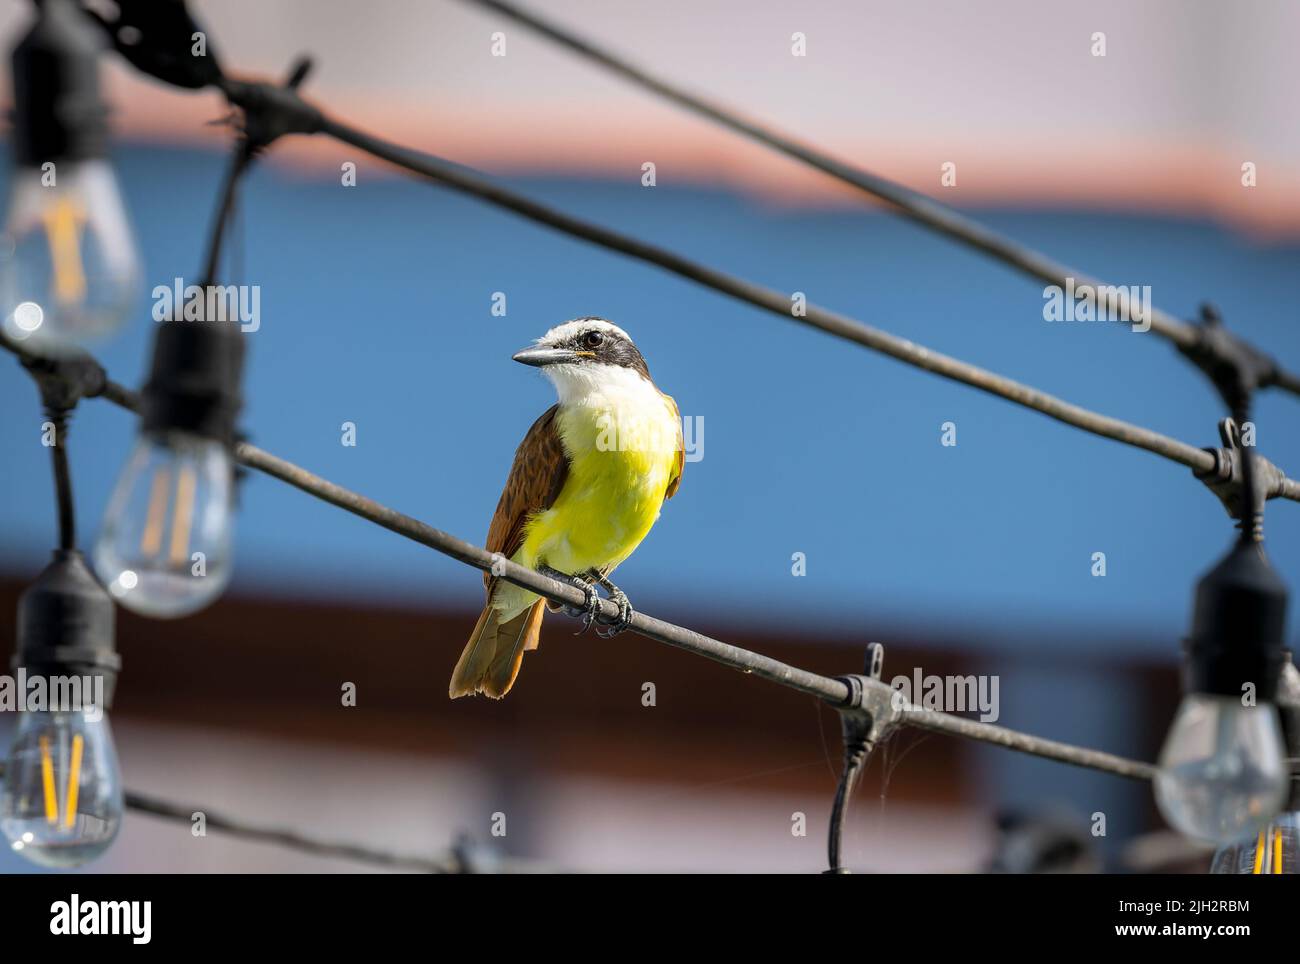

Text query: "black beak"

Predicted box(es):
[512, 346, 580, 367]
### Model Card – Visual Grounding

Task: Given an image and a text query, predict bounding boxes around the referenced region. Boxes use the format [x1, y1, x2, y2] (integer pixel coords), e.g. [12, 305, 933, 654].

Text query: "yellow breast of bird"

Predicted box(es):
[518, 387, 678, 577]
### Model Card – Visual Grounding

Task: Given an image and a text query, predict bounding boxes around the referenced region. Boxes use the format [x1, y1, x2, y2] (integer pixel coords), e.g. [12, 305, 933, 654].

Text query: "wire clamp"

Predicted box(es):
[836, 641, 903, 738]
[218, 59, 323, 152]
[11, 342, 108, 415]
[1177, 303, 1286, 409]
[1196, 417, 1287, 528]
[825, 642, 903, 873]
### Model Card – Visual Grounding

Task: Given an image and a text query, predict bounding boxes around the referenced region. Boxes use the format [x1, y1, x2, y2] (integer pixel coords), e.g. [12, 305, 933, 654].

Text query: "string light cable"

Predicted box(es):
[457, 0, 1300, 401]
[0, 0, 1296, 872]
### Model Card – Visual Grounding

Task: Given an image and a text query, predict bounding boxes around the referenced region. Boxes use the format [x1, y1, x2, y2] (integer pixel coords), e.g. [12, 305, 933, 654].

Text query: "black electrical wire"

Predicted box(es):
[4, 9, 1287, 872]
[201, 141, 256, 288]
[318, 116, 1298, 492]
[120, 788, 547, 873]
[226, 435, 1159, 781]
[0, 760, 554, 873]
[45, 411, 74, 550]
[0, 333, 1158, 781]
[459, 0, 1300, 399]
[826, 724, 874, 873]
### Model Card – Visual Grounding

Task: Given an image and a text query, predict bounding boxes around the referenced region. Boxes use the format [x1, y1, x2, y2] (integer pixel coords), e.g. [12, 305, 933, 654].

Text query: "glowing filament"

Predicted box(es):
[139, 465, 197, 568]
[38, 735, 57, 825]
[40, 197, 88, 306]
[63, 734, 84, 829]
[140, 467, 171, 557]
[169, 464, 197, 566]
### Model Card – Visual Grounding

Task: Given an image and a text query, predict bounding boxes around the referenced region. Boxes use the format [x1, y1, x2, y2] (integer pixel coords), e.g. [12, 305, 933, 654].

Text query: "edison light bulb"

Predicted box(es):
[1, 708, 122, 867]
[1211, 812, 1299, 874]
[1154, 695, 1288, 844]
[0, 159, 139, 351]
[93, 431, 235, 618]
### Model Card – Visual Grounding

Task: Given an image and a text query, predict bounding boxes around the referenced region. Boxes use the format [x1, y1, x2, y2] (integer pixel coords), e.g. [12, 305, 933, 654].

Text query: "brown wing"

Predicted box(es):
[483, 404, 569, 595]
[661, 392, 685, 500]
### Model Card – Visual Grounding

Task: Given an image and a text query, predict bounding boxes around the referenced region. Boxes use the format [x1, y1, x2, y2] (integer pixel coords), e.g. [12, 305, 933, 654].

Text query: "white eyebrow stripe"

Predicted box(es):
[538, 317, 632, 345]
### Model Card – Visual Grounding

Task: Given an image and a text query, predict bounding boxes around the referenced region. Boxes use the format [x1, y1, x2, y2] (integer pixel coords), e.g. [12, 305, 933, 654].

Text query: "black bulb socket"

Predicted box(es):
[140, 316, 245, 445]
[10, 0, 109, 168]
[12, 549, 120, 711]
[1183, 538, 1289, 703]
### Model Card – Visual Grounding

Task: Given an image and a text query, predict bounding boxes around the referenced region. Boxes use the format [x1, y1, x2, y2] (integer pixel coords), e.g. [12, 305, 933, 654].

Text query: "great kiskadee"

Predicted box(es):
[449, 318, 683, 699]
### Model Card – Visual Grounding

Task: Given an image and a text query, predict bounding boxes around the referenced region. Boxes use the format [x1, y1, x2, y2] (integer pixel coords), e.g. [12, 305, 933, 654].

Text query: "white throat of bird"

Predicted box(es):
[543, 360, 660, 409]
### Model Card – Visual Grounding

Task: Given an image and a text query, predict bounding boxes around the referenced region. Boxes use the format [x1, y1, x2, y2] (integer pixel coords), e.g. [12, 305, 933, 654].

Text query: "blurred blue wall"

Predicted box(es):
[3, 144, 1299, 663]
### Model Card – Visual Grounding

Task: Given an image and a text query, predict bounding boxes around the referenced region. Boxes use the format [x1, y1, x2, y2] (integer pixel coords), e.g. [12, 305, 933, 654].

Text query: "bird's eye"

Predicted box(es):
[581, 331, 605, 349]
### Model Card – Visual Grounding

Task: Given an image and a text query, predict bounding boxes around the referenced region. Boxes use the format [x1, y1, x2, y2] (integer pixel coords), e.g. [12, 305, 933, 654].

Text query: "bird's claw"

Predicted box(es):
[539, 566, 632, 636]
[540, 566, 599, 633]
[538, 565, 600, 631]
[596, 589, 634, 638]
[567, 579, 602, 634]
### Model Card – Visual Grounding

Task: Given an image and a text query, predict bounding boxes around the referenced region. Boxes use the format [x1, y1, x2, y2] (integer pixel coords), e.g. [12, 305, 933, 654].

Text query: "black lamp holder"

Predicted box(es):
[1180, 305, 1290, 706]
[9, 342, 120, 712]
[10, 0, 109, 167]
[1183, 538, 1288, 703]
[13, 549, 119, 711]
[140, 316, 245, 446]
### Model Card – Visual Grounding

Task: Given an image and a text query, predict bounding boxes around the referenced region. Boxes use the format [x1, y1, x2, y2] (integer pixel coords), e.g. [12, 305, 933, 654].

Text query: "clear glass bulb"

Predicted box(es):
[1211, 811, 1299, 873]
[1154, 694, 1289, 844]
[94, 431, 235, 618]
[1, 709, 122, 867]
[0, 159, 139, 352]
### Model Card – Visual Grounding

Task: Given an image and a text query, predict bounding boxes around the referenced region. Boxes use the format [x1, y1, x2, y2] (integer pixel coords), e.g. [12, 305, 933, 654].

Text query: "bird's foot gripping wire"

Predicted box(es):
[594, 574, 634, 638]
[538, 565, 601, 633]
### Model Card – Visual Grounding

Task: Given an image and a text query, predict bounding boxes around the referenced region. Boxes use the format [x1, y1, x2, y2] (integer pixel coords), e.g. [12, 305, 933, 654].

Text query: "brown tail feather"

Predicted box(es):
[449, 600, 545, 699]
